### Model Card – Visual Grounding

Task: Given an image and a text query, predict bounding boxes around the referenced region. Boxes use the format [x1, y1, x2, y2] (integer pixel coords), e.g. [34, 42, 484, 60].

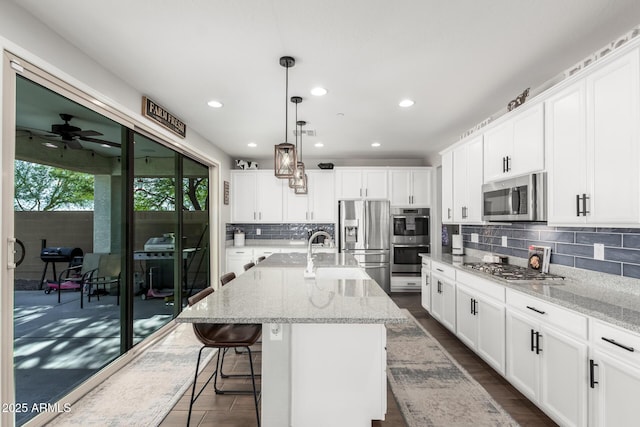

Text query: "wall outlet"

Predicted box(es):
[502, 236, 508, 247]
[471, 233, 479, 243]
[256, 228, 261, 236]
[270, 324, 282, 341]
[594, 243, 605, 260]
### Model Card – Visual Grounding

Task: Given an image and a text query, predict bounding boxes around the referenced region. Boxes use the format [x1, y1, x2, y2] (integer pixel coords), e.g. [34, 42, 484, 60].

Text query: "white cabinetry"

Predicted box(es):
[390, 276, 422, 292]
[589, 320, 640, 427]
[231, 171, 284, 222]
[546, 49, 640, 225]
[284, 170, 335, 222]
[421, 257, 431, 311]
[505, 289, 588, 427]
[452, 135, 484, 223]
[388, 168, 431, 207]
[455, 271, 506, 375]
[441, 151, 454, 223]
[336, 168, 388, 199]
[225, 247, 254, 277]
[430, 261, 456, 332]
[483, 102, 544, 182]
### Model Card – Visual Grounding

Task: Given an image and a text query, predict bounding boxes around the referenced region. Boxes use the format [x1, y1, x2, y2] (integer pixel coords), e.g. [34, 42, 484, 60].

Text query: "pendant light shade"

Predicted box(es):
[293, 119, 308, 194]
[274, 56, 297, 179]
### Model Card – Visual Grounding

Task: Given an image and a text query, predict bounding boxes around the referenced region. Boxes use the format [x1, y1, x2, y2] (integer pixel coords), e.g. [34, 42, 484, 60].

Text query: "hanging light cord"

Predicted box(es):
[284, 64, 289, 143]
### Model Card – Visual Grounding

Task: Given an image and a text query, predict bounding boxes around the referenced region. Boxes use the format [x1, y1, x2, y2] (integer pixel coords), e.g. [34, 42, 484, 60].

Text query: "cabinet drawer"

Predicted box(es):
[456, 270, 506, 303]
[391, 276, 422, 292]
[506, 288, 587, 339]
[421, 256, 431, 270]
[591, 320, 640, 366]
[431, 261, 456, 280]
[227, 248, 253, 256]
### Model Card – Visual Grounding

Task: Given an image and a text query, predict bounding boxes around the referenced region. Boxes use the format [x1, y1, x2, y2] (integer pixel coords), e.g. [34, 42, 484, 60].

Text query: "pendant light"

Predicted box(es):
[293, 119, 308, 194]
[289, 96, 304, 189]
[274, 56, 297, 178]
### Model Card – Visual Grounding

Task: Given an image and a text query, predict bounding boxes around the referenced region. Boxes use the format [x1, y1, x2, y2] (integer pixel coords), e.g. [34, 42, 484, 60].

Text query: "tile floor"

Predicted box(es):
[160, 293, 557, 427]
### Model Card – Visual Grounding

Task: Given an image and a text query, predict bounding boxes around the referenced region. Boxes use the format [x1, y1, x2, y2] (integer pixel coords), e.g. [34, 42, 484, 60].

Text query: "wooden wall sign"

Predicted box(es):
[142, 96, 186, 138]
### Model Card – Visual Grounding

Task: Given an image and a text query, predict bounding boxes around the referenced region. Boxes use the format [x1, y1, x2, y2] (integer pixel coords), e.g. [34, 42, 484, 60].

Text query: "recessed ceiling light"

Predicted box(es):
[207, 100, 223, 108]
[311, 87, 328, 96]
[42, 142, 58, 149]
[371, 142, 381, 148]
[248, 142, 257, 148]
[399, 99, 415, 108]
[315, 142, 324, 148]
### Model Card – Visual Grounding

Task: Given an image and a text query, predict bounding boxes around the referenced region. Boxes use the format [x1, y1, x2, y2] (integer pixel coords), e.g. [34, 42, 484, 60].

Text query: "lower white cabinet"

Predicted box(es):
[506, 299, 588, 427]
[420, 263, 430, 311]
[391, 275, 421, 292]
[225, 248, 254, 277]
[430, 272, 456, 333]
[589, 320, 640, 427]
[456, 281, 506, 375]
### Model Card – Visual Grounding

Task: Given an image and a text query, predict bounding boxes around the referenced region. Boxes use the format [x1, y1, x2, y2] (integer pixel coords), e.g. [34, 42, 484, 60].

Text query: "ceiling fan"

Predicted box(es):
[18, 113, 120, 149]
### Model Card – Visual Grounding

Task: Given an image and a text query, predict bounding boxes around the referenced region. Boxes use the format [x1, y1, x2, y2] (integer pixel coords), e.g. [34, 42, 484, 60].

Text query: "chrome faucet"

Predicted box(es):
[305, 231, 333, 277]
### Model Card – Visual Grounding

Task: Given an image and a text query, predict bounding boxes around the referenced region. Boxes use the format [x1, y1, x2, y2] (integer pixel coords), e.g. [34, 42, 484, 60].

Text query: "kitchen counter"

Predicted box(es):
[177, 252, 405, 427]
[421, 252, 640, 334]
[178, 252, 404, 324]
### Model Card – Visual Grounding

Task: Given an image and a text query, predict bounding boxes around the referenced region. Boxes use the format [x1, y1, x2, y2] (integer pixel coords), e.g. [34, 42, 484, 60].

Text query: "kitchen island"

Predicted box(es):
[176, 252, 406, 427]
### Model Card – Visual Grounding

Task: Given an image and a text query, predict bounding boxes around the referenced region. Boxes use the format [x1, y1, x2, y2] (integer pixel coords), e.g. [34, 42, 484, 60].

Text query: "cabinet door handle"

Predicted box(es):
[473, 299, 478, 315]
[436, 268, 444, 272]
[526, 305, 546, 315]
[530, 329, 536, 352]
[437, 281, 442, 293]
[447, 208, 451, 219]
[259, 212, 262, 220]
[365, 188, 368, 197]
[470, 298, 474, 314]
[582, 193, 590, 216]
[502, 157, 506, 173]
[506, 156, 511, 172]
[576, 194, 581, 216]
[590, 359, 599, 388]
[602, 337, 635, 352]
[253, 212, 257, 220]
[311, 211, 314, 220]
[535, 332, 542, 354]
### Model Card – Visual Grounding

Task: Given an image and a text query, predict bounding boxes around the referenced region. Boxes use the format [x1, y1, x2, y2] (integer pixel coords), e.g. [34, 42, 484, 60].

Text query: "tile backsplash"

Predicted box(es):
[461, 224, 640, 279]
[227, 223, 335, 241]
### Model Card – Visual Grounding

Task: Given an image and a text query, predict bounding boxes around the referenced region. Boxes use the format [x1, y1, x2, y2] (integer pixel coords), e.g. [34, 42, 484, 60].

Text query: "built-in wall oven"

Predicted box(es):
[391, 207, 430, 274]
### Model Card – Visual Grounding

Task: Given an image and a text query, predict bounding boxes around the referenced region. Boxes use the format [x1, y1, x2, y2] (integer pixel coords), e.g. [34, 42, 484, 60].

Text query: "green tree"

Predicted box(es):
[14, 160, 94, 211]
[134, 177, 208, 211]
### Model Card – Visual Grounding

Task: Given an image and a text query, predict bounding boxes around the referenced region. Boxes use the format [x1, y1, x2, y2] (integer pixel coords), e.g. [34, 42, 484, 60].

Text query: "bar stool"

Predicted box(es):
[220, 272, 235, 286]
[244, 262, 256, 271]
[256, 256, 266, 263]
[186, 287, 261, 426]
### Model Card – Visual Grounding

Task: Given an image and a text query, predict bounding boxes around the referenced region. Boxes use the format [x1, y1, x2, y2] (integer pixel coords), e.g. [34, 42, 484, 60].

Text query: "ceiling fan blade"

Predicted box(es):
[16, 126, 58, 138]
[63, 139, 83, 149]
[73, 130, 102, 137]
[79, 136, 121, 148]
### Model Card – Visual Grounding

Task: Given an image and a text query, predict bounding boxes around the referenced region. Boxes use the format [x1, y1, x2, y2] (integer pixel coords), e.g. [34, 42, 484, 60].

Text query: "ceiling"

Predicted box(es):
[11, 0, 640, 165]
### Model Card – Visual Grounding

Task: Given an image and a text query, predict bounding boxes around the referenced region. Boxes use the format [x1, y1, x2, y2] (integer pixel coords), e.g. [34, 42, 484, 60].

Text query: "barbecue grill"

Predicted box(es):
[39, 247, 83, 290]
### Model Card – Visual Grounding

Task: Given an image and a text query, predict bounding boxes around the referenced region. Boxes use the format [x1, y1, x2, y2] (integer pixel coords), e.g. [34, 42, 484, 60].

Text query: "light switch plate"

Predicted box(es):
[502, 236, 508, 247]
[256, 228, 261, 236]
[471, 233, 479, 243]
[594, 243, 605, 260]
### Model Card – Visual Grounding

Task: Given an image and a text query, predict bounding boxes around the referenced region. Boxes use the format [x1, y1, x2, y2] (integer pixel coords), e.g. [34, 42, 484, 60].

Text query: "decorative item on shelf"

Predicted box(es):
[507, 87, 530, 112]
[223, 180, 229, 205]
[274, 56, 297, 179]
[317, 162, 334, 169]
[289, 96, 305, 189]
[235, 159, 258, 170]
[293, 119, 308, 194]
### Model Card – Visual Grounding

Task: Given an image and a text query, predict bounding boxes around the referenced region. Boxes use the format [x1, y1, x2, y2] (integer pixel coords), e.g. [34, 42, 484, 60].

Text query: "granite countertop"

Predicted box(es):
[226, 239, 335, 250]
[176, 253, 406, 325]
[421, 253, 640, 334]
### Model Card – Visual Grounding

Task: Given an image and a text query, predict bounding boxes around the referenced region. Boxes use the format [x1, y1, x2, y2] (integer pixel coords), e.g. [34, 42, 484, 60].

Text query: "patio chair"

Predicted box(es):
[82, 254, 121, 308]
[51, 253, 102, 304]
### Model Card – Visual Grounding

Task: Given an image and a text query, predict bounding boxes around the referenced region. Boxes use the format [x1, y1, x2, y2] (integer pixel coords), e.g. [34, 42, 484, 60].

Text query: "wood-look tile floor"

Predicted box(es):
[160, 293, 558, 427]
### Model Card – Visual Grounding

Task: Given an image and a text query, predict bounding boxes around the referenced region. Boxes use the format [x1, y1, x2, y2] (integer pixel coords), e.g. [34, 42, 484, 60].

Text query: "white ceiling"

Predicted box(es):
[11, 0, 640, 165]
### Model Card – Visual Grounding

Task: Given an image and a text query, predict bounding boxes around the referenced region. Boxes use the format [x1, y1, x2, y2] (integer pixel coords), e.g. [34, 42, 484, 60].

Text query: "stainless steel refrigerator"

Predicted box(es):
[338, 200, 390, 293]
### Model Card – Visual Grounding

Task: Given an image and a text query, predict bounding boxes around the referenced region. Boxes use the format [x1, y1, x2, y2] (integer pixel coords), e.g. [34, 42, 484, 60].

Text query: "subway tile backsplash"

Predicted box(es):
[461, 224, 640, 279]
[227, 223, 335, 241]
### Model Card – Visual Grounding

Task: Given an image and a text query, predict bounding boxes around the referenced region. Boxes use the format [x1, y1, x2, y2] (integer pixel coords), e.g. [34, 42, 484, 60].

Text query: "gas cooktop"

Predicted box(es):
[463, 262, 565, 282]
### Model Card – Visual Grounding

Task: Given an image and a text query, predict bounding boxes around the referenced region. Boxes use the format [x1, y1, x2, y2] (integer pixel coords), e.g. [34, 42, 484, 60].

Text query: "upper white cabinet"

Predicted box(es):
[388, 168, 432, 206]
[546, 49, 640, 225]
[284, 170, 336, 222]
[336, 168, 388, 199]
[231, 170, 284, 222]
[441, 151, 454, 223]
[452, 135, 484, 223]
[483, 102, 545, 182]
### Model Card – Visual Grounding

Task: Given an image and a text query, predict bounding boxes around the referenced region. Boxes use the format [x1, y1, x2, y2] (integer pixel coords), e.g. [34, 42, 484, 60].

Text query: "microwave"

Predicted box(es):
[482, 172, 547, 222]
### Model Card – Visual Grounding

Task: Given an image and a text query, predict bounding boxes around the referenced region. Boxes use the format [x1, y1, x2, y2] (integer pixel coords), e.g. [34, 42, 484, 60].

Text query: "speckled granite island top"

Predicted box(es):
[177, 253, 406, 325]
[422, 253, 640, 334]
